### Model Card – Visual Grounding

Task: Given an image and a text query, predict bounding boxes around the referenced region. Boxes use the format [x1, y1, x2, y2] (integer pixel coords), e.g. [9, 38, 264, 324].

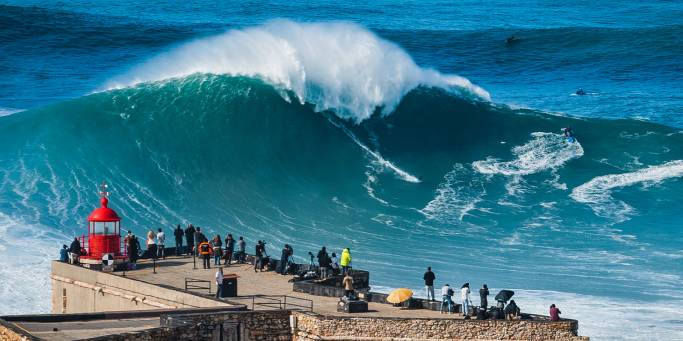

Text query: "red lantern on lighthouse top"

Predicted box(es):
[82, 182, 124, 262]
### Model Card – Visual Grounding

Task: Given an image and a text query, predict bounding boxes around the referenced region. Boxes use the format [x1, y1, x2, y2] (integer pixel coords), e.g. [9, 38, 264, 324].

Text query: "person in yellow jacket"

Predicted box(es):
[198, 241, 213, 269]
[340, 248, 352, 274]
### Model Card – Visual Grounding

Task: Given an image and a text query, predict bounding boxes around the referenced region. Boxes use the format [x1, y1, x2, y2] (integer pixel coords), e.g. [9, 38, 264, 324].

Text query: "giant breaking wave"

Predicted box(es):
[107, 20, 489, 122]
[1, 21, 682, 341]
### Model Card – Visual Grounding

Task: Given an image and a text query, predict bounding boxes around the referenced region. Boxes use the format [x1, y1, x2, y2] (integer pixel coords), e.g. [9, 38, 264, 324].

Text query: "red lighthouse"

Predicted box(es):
[79, 182, 127, 267]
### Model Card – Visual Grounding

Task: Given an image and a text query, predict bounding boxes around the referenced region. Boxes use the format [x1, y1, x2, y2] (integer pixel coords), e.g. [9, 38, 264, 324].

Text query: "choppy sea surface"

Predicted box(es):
[1, 2, 682, 340]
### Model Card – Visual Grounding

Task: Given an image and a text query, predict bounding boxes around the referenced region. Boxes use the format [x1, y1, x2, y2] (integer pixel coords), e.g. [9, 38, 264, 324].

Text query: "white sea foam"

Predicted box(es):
[372, 284, 683, 341]
[473, 132, 584, 176]
[0, 107, 22, 116]
[0, 211, 66, 314]
[421, 163, 487, 222]
[571, 160, 683, 222]
[107, 20, 489, 122]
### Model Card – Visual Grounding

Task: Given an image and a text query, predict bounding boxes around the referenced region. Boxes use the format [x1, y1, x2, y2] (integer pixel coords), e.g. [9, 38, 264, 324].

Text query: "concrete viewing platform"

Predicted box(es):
[0, 255, 589, 341]
[123, 255, 469, 319]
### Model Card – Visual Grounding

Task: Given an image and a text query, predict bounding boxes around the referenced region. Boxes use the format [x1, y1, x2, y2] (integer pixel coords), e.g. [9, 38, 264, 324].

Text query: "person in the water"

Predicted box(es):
[505, 35, 520, 45]
[563, 127, 574, 138]
[575, 88, 586, 95]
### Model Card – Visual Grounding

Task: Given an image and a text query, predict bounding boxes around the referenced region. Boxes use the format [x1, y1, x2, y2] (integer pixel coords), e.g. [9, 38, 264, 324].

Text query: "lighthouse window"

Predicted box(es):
[92, 222, 118, 235]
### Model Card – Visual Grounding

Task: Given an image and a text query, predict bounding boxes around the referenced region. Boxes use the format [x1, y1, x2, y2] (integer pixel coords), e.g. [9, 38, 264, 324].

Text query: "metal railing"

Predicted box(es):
[77, 234, 130, 257]
[185, 277, 212, 294]
[226, 295, 313, 312]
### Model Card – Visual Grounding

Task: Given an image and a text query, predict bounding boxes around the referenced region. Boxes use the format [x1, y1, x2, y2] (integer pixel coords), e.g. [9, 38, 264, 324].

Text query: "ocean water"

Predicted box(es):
[1, 1, 682, 340]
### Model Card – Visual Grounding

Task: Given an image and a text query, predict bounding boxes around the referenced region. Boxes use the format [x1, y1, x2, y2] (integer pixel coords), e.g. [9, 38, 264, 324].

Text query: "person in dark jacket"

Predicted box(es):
[317, 246, 330, 278]
[480, 284, 490, 308]
[423, 267, 436, 301]
[185, 224, 195, 255]
[422, 266, 436, 301]
[504, 299, 521, 319]
[279, 245, 289, 274]
[254, 241, 265, 272]
[174, 224, 184, 255]
[224, 234, 235, 266]
[128, 234, 140, 266]
[69, 237, 81, 264]
[59, 245, 69, 262]
[194, 227, 205, 256]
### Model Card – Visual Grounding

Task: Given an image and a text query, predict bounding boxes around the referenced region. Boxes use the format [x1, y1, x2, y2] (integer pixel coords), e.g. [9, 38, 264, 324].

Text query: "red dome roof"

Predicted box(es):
[87, 197, 121, 222]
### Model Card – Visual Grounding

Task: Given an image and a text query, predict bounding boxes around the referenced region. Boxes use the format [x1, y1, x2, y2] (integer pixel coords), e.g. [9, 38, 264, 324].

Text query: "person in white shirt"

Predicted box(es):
[146, 231, 157, 260]
[440, 284, 454, 314]
[156, 228, 166, 259]
[215, 267, 224, 298]
[461, 282, 471, 316]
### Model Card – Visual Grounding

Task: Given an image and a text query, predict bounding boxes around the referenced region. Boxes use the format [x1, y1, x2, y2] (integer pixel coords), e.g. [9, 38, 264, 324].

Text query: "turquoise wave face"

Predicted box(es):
[1, 75, 682, 337]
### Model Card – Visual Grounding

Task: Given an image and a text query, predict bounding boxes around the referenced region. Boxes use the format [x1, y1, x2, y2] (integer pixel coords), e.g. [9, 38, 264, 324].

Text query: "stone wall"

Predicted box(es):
[82, 310, 292, 341]
[162, 310, 292, 341]
[293, 312, 589, 341]
[51, 261, 229, 313]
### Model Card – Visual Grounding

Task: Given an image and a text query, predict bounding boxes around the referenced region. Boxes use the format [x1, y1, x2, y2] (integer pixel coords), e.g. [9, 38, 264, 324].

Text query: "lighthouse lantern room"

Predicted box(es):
[79, 182, 128, 266]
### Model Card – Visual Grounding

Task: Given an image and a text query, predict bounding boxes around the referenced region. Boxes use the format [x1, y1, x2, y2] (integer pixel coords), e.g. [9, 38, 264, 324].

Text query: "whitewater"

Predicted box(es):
[107, 20, 489, 122]
[1, 6, 683, 340]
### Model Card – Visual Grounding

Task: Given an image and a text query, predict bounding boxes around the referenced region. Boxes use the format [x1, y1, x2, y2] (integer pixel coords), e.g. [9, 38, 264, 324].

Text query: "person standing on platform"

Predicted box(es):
[237, 236, 246, 263]
[174, 225, 184, 256]
[224, 234, 235, 266]
[330, 252, 339, 275]
[461, 283, 471, 316]
[185, 224, 195, 255]
[423, 267, 436, 301]
[215, 267, 224, 298]
[308, 252, 315, 267]
[69, 237, 81, 264]
[480, 284, 490, 309]
[254, 241, 264, 272]
[441, 284, 454, 314]
[156, 228, 166, 259]
[340, 248, 352, 274]
[146, 231, 157, 260]
[194, 227, 204, 256]
[317, 246, 329, 278]
[128, 234, 140, 267]
[212, 235, 222, 266]
[198, 240, 213, 269]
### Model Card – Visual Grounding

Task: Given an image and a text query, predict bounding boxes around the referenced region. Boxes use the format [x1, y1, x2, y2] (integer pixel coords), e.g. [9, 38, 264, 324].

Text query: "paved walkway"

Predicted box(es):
[121, 255, 467, 319]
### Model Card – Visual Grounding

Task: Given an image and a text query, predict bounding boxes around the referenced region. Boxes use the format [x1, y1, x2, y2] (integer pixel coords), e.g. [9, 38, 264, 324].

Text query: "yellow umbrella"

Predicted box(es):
[387, 288, 413, 304]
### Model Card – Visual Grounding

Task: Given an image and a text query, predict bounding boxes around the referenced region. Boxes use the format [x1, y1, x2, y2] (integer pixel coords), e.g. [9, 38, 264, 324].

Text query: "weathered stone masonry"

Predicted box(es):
[293, 312, 589, 341]
[81, 310, 292, 341]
